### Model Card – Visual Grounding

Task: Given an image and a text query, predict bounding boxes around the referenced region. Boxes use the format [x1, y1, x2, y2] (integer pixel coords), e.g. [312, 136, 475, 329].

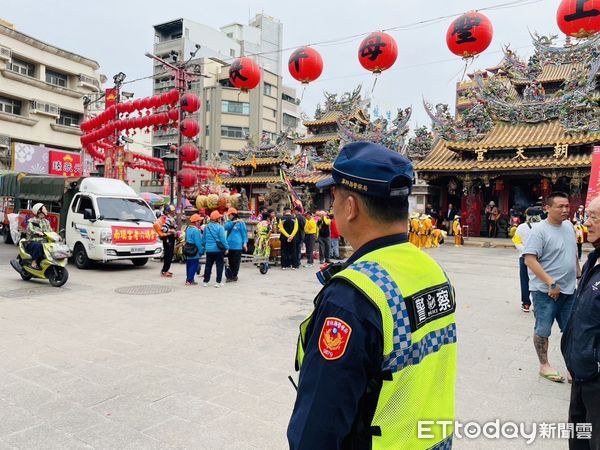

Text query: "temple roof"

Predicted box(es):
[512, 63, 585, 85]
[223, 176, 280, 185]
[446, 121, 600, 151]
[293, 133, 340, 145]
[313, 162, 333, 171]
[292, 173, 330, 185]
[415, 138, 593, 172]
[231, 157, 292, 167]
[302, 109, 369, 127]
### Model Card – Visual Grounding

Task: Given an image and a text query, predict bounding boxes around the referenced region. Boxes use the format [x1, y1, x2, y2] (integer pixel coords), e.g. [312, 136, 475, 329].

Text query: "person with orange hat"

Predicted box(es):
[224, 207, 248, 282]
[201, 210, 229, 287]
[184, 214, 205, 285]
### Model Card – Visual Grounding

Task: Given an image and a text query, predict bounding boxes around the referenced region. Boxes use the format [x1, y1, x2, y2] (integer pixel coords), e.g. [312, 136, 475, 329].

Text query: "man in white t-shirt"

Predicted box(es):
[512, 207, 542, 313]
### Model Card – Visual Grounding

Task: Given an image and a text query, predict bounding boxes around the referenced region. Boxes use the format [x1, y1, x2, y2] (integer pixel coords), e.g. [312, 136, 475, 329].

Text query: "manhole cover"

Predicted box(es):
[115, 285, 173, 296]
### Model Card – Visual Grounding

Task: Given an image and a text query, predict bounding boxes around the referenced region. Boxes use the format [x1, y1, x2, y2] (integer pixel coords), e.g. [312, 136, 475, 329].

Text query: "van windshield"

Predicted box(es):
[97, 198, 155, 223]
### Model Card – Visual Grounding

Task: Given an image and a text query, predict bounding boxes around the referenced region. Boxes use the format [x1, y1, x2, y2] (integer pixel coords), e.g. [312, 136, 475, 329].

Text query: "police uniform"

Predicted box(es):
[288, 142, 457, 450]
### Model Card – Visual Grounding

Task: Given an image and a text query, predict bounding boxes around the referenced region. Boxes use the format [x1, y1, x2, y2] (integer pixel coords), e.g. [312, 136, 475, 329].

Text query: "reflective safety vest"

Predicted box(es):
[296, 242, 457, 449]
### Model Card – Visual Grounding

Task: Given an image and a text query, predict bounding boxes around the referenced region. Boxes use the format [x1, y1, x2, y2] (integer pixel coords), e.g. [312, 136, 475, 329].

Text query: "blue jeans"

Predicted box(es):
[519, 256, 531, 306]
[331, 239, 340, 259]
[186, 258, 199, 283]
[531, 291, 574, 338]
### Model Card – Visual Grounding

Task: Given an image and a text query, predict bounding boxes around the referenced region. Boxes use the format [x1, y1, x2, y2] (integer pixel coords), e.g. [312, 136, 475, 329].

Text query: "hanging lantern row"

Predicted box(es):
[557, 0, 600, 38]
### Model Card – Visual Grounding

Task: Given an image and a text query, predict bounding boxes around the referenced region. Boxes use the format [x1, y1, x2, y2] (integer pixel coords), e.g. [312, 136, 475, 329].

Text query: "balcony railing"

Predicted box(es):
[31, 100, 60, 117]
[78, 73, 100, 89]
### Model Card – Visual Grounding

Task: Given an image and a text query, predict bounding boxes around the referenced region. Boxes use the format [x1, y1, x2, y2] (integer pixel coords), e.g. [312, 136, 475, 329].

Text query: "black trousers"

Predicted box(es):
[161, 236, 175, 273]
[304, 234, 315, 264]
[26, 241, 43, 263]
[281, 239, 295, 268]
[578, 243, 583, 260]
[294, 235, 303, 268]
[318, 236, 331, 263]
[227, 250, 242, 279]
[569, 376, 600, 450]
[204, 251, 225, 283]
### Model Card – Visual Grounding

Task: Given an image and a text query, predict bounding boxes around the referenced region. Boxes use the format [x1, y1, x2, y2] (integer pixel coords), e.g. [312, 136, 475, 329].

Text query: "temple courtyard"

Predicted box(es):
[0, 243, 574, 449]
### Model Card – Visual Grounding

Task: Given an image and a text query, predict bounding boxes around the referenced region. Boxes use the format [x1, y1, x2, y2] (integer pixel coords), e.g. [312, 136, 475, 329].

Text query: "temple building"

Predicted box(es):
[415, 33, 600, 236]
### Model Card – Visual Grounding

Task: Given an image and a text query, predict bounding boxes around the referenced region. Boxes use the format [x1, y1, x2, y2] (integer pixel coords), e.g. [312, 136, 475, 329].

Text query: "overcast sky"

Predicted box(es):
[2, 0, 560, 128]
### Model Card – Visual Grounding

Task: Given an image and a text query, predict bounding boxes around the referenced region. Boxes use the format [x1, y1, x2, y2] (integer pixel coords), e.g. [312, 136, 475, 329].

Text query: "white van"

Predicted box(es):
[65, 178, 163, 269]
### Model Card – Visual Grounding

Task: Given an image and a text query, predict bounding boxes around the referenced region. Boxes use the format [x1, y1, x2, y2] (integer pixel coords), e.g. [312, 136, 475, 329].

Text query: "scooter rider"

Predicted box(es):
[26, 203, 52, 269]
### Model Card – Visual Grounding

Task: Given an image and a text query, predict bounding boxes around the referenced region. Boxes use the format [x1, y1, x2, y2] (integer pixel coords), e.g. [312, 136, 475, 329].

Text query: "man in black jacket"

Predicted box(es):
[562, 196, 600, 449]
[278, 208, 299, 270]
[293, 206, 306, 269]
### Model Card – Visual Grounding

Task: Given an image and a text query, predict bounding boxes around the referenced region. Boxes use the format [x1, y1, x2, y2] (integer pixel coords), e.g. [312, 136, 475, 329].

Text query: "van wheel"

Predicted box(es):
[73, 244, 91, 270]
[131, 258, 148, 267]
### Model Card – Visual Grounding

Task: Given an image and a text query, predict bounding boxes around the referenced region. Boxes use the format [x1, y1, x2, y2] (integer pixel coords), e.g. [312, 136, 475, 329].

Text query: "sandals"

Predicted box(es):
[539, 371, 565, 383]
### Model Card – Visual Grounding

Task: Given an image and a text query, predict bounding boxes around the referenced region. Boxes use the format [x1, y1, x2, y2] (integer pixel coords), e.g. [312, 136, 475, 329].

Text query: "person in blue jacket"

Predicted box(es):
[224, 208, 248, 282]
[184, 214, 205, 285]
[201, 210, 229, 288]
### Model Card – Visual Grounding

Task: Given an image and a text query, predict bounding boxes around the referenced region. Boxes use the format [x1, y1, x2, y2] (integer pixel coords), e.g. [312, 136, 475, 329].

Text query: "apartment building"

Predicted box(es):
[0, 19, 104, 173]
[151, 15, 301, 164]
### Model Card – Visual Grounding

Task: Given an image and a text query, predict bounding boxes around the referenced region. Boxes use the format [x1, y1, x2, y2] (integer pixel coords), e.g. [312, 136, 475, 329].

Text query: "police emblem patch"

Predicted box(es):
[319, 317, 352, 360]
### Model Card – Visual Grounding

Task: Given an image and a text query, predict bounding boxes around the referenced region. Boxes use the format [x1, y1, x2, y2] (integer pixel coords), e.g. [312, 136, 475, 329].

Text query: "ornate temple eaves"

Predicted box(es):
[302, 109, 369, 127]
[446, 121, 600, 151]
[231, 157, 293, 168]
[511, 63, 586, 85]
[293, 133, 340, 145]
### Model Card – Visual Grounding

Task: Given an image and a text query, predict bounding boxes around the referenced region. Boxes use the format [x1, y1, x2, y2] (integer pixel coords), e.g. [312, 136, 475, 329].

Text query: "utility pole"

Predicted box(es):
[145, 47, 206, 226]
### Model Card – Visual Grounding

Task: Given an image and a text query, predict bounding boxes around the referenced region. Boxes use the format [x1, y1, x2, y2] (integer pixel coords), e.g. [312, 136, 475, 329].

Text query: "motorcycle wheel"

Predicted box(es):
[48, 266, 68, 287]
[259, 262, 269, 274]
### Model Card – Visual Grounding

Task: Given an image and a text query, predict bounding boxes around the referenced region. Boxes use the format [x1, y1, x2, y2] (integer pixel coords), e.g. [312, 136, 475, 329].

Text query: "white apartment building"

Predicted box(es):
[151, 15, 301, 165]
[0, 19, 104, 172]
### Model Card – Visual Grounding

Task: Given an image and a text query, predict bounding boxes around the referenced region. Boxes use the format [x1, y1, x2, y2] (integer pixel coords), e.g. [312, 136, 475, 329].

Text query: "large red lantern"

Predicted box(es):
[180, 143, 199, 163]
[229, 57, 261, 92]
[180, 118, 200, 138]
[168, 89, 180, 103]
[557, 0, 600, 37]
[446, 11, 493, 58]
[180, 93, 201, 113]
[167, 108, 179, 121]
[178, 168, 197, 188]
[358, 32, 398, 74]
[288, 46, 323, 84]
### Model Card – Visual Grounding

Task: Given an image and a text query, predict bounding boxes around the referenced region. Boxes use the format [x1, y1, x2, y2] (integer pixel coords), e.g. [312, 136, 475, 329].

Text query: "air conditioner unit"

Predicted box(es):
[0, 135, 10, 149]
[0, 45, 11, 62]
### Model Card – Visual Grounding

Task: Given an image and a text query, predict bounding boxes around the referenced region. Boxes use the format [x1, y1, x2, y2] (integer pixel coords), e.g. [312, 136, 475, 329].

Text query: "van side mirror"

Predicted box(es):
[83, 208, 96, 221]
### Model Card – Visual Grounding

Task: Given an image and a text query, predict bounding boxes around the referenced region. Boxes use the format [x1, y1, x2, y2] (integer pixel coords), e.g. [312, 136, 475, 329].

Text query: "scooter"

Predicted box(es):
[10, 231, 70, 287]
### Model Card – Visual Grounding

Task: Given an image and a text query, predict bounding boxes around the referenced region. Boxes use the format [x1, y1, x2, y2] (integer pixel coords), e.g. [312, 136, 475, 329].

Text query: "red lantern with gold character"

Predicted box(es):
[288, 47, 323, 84]
[180, 93, 201, 113]
[180, 118, 199, 138]
[180, 143, 199, 163]
[229, 57, 261, 92]
[178, 168, 197, 188]
[358, 32, 398, 74]
[557, 0, 600, 37]
[446, 11, 493, 58]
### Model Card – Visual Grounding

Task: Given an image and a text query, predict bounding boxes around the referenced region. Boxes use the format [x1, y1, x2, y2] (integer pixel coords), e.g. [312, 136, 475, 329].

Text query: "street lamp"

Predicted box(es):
[161, 151, 178, 204]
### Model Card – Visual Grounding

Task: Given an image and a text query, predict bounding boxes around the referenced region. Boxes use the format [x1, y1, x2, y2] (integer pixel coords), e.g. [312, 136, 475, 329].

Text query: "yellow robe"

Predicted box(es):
[452, 219, 462, 246]
[409, 218, 420, 247]
[421, 218, 433, 248]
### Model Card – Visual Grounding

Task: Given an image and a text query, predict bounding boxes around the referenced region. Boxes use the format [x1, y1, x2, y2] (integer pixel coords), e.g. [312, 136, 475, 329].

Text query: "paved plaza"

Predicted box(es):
[0, 244, 573, 449]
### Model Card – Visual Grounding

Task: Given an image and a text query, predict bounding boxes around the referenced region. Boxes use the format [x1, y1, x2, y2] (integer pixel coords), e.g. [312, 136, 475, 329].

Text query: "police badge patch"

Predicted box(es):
[319, 317, 352, 360]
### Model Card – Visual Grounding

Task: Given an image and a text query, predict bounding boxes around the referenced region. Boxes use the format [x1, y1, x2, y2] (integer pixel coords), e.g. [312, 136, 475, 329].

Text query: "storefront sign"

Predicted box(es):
[12, 143, 49, 174]
[48, 150, 82, 177]
[585, 146, 600, 209]
[18, 210, 60, 233]
[111, 226, 157, 245]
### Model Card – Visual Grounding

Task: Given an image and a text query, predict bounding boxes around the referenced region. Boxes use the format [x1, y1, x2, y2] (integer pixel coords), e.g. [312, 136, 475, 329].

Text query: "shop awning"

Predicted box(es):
[18, 175, 73, 202]
[0, 172, 23, 197]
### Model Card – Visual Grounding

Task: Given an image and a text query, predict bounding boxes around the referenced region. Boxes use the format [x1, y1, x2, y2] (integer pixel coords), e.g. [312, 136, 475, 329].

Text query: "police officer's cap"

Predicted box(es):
[316, 141, 413, 197]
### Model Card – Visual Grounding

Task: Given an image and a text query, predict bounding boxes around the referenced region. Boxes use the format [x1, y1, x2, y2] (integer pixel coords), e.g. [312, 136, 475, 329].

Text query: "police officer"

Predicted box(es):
[288, 142, 457, 450]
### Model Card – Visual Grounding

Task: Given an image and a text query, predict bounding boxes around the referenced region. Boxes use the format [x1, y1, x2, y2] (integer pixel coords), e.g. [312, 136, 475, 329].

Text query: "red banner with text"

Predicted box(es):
[48, 150, 82, 177]
[586, 146, 600, 209]
[111, 227, 157, 245]
[105, 88, 118, 108]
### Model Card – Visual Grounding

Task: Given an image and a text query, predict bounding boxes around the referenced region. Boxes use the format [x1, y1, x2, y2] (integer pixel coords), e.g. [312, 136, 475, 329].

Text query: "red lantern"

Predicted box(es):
[446, 11, 493, 58]
[358, 32, 398, 74]
[180, 118, 200, 138]
[168, 89, 180, 103]
[557, 0, 600, 37]
[180, 143, 199, 163]
[141, 97, 153, 111]
[180, 93, 201, 113]
[178, 168, 197, 188]
[229, 57, 261, 91]
[288, 46, 324, 84]
[167, 108, 179, 121]
[151, 95, 162, 109]
[132, 98, 143, 111]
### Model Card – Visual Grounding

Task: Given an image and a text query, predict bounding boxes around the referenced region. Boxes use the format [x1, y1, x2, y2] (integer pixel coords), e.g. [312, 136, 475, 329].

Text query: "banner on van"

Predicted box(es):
[112, 226, 157, 245]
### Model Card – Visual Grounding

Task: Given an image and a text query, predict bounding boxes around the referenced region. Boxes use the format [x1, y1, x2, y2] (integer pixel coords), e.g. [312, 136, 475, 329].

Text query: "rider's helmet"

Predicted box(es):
[32, 203, 47, 216]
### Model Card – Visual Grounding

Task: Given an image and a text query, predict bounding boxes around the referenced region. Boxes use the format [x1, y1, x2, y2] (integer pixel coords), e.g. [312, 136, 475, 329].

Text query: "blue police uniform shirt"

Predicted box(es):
[287, 233, 408, 450]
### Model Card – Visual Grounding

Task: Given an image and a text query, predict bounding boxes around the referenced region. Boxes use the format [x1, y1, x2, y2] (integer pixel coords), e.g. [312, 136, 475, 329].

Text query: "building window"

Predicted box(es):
[46, 69, 68, 87]
[221, 100, 250, 115]
[283, 113, 298, 128]
[226, 32, 233, 38]
[57, 110, 82, 127]
[206, 100, 210, 112]
[0, 96, 22, 115]
[8, 58, 34, 77]
[282, 93, 297, 103]
[221, 126, 249, 139]
[205, 125, 210, 136]
[230, 49, 236, 57]
[263, 83, 273, 96]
